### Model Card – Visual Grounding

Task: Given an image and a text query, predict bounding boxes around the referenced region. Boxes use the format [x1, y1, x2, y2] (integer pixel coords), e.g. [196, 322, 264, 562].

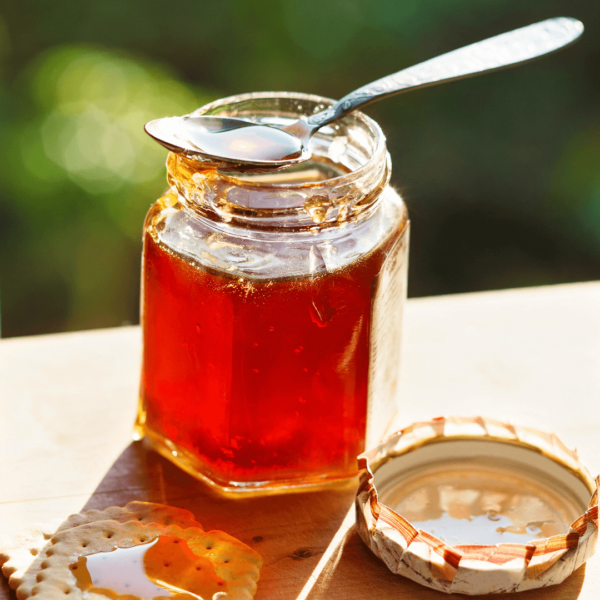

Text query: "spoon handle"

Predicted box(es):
[305, 17, 583, 130]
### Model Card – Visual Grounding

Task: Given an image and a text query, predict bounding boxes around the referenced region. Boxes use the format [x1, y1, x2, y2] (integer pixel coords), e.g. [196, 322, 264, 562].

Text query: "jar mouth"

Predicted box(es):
[167, 92, 390, 229]
[191, 91, 387, 189]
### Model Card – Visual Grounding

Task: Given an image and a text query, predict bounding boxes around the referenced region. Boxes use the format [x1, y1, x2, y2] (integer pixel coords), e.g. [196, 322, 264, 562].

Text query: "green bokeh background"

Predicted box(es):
[0, 0, 598, 337]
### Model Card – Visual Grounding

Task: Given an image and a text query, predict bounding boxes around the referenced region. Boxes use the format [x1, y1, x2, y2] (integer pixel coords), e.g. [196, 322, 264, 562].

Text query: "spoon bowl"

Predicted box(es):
[144, 115, 310, 169]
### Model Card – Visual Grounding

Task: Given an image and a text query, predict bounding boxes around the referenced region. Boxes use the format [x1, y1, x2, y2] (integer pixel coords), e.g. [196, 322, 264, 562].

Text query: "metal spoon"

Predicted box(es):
[145, 17, 583, 171]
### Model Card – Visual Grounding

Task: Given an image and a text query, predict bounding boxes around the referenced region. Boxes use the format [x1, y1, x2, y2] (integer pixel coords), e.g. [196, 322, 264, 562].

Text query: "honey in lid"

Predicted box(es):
[355, 416, 599, 595]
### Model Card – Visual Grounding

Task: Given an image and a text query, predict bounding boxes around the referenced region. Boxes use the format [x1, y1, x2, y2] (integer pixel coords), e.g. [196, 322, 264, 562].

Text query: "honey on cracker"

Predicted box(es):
[1, 503, 262, 600]
[72, 536, 227, 600]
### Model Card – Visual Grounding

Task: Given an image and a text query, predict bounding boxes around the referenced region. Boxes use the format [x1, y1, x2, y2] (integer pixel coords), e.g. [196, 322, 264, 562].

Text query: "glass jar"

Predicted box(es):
[135, 92, 410, 494]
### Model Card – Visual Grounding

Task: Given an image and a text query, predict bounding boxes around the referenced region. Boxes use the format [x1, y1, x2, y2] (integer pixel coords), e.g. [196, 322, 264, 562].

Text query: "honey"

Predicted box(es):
[139, 217, 399, 486]
[72, 536, 226, 600]
[136, 92, 409, 492]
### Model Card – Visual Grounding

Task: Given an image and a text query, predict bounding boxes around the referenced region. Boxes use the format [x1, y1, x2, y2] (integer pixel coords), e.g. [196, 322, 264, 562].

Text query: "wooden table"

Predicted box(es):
[2, 282, 599, 599]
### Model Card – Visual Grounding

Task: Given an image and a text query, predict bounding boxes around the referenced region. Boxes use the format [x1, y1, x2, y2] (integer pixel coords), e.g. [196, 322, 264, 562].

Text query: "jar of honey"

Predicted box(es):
[135, 92, 410, 493]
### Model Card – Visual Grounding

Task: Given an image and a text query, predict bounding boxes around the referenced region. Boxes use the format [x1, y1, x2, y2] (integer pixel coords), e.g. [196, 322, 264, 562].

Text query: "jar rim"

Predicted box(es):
[190, 91, 387, 189]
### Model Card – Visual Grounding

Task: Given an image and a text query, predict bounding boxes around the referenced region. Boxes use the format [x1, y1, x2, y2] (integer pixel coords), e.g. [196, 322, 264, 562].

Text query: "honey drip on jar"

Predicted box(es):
[72, 536, 227, 600]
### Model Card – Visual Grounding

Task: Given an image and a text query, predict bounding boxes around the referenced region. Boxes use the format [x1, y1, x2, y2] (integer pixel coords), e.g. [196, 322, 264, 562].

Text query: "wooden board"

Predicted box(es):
[1, 281, 600, 599]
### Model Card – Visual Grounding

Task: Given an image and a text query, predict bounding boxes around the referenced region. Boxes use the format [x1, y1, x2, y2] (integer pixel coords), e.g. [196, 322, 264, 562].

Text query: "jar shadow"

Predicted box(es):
[77, 440, 359, 600]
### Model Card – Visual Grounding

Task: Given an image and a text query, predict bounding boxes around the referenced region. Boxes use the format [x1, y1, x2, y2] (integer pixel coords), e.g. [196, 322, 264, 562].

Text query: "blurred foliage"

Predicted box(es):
[0, 43, 207, 334]
[0, 0, 599, 336]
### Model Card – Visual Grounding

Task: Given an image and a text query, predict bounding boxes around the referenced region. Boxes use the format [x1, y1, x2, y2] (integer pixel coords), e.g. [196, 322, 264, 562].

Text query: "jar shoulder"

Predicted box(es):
[144, 187, 408, 281]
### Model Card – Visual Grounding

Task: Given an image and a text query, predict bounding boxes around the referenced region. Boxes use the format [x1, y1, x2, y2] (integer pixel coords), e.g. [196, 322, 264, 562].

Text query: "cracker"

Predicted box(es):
[14, 519, 261, 600]
[1, 502, 203, 591]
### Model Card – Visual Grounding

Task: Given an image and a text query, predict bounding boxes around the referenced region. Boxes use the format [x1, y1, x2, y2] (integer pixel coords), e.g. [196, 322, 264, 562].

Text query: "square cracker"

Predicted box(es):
[1, 502, 202, 591]
[14, 519, 261, 600]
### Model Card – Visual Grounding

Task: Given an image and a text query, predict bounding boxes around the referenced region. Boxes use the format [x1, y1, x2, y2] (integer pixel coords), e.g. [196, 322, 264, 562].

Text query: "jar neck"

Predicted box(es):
[167, 150, 391, 232]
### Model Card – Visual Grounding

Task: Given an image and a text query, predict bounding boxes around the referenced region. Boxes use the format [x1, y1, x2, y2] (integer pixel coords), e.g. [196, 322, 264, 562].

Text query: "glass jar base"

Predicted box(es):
[133, 423, 358, 497]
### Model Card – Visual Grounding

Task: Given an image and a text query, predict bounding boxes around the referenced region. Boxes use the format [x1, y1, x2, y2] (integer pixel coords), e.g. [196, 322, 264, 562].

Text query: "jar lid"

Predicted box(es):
[355, 416, 599, 595]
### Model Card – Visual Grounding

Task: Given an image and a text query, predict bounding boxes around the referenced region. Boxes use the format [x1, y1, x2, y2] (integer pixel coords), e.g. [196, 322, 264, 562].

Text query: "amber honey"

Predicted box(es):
[138, 220, 402, 488]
